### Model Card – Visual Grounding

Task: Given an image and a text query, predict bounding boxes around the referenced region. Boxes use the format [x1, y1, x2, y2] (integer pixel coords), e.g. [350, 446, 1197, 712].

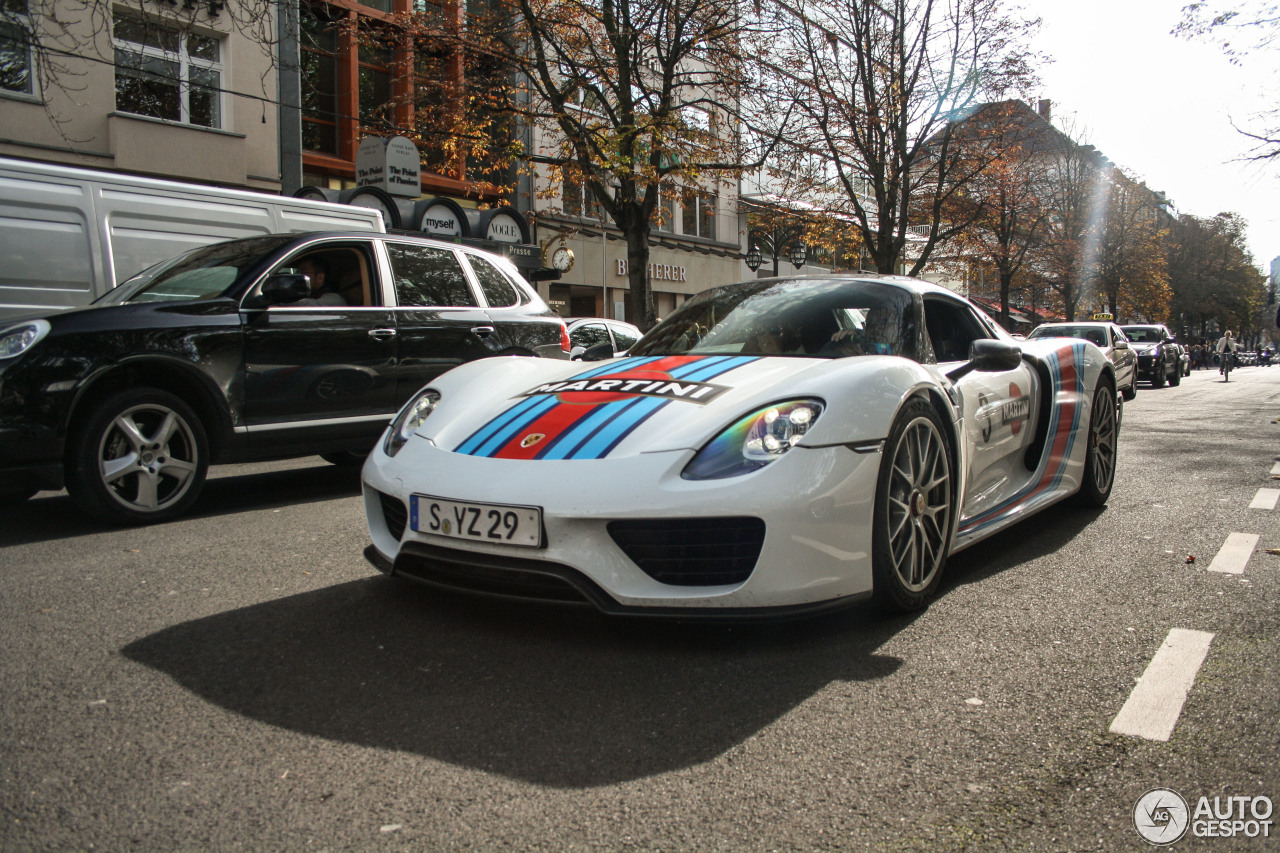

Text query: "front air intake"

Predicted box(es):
[607, 517, 765, 586]
[377, 490, 408, 541]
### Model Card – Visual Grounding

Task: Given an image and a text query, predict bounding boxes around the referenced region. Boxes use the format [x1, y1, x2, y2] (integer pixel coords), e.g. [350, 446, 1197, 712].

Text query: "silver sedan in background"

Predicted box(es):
[1026, 321, 1139, 401]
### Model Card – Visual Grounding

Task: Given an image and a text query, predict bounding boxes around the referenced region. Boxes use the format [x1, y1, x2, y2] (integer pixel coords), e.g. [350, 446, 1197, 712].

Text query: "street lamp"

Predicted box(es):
[747, 225, 808, 276]
[788, 242, 808, 269]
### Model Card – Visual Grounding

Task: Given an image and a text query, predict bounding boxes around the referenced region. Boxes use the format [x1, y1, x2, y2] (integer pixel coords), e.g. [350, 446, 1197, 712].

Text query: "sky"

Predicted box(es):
[1019, 0, 1279, 272]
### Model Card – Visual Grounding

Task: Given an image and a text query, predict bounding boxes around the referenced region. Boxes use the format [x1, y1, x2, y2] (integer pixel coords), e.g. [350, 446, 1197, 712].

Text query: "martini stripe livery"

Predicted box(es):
[456, 355, 758, 460]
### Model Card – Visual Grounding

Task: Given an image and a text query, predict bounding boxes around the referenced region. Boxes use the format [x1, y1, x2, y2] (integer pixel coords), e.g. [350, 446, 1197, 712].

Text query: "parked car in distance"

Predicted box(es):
[0, 232, 567, 524]
[566, 317, 643, 359]
[1026, 321, 1139, 401]
[1118, 324, 1182, 388]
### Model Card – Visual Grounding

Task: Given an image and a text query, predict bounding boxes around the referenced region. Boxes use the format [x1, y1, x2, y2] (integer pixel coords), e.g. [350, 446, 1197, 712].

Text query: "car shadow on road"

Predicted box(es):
[939, 502, 1106, 593]
[122, 577, 910, 789]
[119, 499, 1102, 789]
[0, 460, 362, 547]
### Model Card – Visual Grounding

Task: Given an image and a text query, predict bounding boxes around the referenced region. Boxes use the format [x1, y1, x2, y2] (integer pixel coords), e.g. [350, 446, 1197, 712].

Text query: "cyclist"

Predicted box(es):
[1217, 330, 1239, 381]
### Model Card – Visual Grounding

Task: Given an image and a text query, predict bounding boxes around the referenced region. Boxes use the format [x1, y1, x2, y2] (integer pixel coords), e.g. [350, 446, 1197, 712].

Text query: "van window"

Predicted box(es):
[386, 243, 477, 308]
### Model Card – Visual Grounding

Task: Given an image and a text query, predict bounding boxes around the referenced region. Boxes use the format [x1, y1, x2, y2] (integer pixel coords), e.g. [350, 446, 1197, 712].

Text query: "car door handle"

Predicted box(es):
[368, 328, 397, 339]
[470, 326, 495, 338]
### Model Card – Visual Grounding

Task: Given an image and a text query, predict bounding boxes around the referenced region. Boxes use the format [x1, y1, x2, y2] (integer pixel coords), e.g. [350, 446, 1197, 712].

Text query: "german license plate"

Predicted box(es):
[410, 495, 542, 548]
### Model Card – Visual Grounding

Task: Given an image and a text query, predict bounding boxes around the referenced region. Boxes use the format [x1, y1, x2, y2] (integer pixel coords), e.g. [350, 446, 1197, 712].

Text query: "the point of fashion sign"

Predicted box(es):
[355, 136, 421, 198]
[615, 259, 687, 282]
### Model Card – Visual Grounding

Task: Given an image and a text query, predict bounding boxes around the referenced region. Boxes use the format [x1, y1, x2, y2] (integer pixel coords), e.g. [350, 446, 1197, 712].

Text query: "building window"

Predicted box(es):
[0, 0, 34, 96]
[682, 190, 717, 240]
[299, 3, 404, 159]
[357, 39, 393, 131]
[113, 13, 222, 128]
[652, 185, 675, 233]
[563, 178, 602, 219]
[300, 7, 339, 154]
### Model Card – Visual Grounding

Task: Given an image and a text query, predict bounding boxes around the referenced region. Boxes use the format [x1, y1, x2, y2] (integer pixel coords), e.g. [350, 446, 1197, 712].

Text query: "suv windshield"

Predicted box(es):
[98, 235, 296, 305]
[631, 279, 920, 360]
[1120, 326, 1163, 343]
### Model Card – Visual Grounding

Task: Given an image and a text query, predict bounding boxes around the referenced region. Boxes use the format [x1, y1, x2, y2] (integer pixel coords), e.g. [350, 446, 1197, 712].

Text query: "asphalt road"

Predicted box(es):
[2, 364, 1279, 852]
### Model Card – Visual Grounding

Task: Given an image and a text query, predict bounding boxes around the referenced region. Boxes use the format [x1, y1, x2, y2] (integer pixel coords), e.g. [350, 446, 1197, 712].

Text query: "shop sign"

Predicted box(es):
[615, 259, 687, 282]
[417, 201, 465, 236]
[355, 136, 421, 198]
[486, 211, 525, 243]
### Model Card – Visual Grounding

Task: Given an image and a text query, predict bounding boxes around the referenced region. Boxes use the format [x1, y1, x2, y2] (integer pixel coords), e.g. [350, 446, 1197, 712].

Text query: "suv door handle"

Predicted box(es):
[368, 328, 397, 339]
[470, 326, 495, 338]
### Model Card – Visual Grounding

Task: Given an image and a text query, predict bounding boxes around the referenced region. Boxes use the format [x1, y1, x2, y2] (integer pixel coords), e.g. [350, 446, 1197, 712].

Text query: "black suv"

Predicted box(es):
[0, 232, 567, 523]
[1119, 324, 1181, 388]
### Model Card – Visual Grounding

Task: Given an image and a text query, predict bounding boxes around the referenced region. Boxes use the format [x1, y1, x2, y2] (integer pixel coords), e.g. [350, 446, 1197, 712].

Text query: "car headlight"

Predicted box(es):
[0, 320, 51, 359]
[384, 388, 440, 457]
[682, 399, 824, 480]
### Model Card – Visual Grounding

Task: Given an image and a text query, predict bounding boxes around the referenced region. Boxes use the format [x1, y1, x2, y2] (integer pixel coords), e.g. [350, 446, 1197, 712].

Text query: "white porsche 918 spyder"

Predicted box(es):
[361, 275, 1119, 617]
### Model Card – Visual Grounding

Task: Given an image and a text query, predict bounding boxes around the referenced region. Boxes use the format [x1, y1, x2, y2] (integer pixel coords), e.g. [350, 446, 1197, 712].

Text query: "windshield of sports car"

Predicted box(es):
[631, 279, 922, 360]
[1027, 325, 1109, 347]
[1119, 327, 1162, 343]
[96, 235, 296, 305]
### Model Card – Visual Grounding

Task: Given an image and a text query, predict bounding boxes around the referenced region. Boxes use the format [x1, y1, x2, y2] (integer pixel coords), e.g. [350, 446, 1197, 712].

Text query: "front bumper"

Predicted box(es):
[361, 439, 881, 613]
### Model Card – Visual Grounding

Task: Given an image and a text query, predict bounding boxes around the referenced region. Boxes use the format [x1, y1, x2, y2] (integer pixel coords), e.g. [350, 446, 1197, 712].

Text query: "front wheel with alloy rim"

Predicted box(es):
[1074, 380, 1118, 507]
[67, 388, 209, 524]
[871, 398, 955, 612]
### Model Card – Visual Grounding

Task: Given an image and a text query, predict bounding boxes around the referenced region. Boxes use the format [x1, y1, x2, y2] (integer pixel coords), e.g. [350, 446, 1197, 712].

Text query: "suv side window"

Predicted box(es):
[570, 322, 610, 349]
[610, 324, 639, 351]
[386, 243, 478, 308]
[467, 254, 522, 308]
[272, 244, 379, 307]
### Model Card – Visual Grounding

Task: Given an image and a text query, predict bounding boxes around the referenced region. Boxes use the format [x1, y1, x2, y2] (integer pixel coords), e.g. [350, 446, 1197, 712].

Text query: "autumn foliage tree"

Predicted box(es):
[1176, 0, 1280, 163]
[940, 100, 1053, 328]
[1096, 170, 1172, 323]
[1031, 131, 1112, 321]
[754, 0, 1040, 276]
[1168, 211, 1267, 341]
[405, 0, 774, 329]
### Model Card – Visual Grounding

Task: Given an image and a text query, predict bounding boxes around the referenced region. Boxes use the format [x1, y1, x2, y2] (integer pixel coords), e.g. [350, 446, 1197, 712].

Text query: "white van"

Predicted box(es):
[0, 157, 385, 321]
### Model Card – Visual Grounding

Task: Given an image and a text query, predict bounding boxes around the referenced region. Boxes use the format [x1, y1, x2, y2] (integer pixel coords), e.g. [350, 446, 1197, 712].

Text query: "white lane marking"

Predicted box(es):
[1272, 462, 1280, 476]
[1110, 629, 1215, 742]
[1250, 488, 1280, 510]
[1207, 532, 1260, 574]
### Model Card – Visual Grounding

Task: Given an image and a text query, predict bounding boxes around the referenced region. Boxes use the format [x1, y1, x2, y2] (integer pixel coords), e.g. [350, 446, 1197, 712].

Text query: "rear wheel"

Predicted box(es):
[1075, 380, 1117, 507]
[871, 398, 954, 612]
[1169, 360, 1181, 386]
[67, 388, 209, 525]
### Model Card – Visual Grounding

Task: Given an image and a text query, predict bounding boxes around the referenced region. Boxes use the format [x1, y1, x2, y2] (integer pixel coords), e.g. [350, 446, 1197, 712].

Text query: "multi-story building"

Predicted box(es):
[0, 0, 280, 189]
[529, 173, 745, 320]
[0, 0, 507, 204]
[0, 0, 550, 277]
